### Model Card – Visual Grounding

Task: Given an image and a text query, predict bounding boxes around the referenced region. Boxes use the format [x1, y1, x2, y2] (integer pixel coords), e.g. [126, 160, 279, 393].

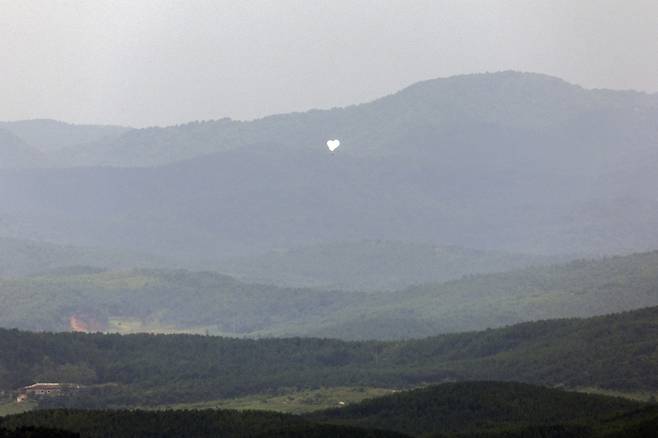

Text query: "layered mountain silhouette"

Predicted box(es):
[1, 72, 657, 258]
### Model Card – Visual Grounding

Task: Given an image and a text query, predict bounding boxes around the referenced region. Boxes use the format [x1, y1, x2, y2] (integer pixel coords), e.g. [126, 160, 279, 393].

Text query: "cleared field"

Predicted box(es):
[154, 387, 397, 414]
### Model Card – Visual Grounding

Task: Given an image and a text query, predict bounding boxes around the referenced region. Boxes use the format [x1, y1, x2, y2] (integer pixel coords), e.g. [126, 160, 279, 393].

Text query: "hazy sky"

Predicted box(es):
[1, 0, 657, 127]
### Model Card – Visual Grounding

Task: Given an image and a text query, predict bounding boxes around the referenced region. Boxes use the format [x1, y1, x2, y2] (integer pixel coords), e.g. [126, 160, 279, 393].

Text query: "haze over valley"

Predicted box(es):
[2, 2, 658, 436]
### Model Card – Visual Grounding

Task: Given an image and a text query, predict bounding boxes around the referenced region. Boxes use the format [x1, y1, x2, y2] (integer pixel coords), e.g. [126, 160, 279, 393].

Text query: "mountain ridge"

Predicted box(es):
[2, 71, 658, 257]
[6, 71, 657, 168]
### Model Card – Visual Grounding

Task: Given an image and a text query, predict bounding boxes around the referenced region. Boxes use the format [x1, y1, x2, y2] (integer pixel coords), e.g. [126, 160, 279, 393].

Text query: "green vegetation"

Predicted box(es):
[2, 304, 658, 407]
[2, 250, 658, 340]
[0, 410, 408, 438]
[0, 402, 35, 418]
[3, 383, 658, 437]
[157, 387, 396, 414]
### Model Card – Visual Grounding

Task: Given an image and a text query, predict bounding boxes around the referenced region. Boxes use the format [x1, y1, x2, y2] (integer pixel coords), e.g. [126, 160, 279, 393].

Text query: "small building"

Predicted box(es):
[16, 383, 80, 402]
[22, 383, 63, 396]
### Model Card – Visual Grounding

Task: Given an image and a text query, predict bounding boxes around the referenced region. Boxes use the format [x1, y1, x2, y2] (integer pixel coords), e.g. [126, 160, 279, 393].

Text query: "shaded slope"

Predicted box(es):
[308, 382, 642, 436]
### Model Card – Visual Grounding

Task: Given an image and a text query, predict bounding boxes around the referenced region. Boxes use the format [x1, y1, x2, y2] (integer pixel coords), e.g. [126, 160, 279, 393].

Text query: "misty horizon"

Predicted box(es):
[3, 0, 658, 127]
[2, 70, 658, 129]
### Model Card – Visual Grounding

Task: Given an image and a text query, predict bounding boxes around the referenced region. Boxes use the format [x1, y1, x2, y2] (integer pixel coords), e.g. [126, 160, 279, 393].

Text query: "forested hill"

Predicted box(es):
[1, 305, 658, 407]
[2, 250, 658, 339]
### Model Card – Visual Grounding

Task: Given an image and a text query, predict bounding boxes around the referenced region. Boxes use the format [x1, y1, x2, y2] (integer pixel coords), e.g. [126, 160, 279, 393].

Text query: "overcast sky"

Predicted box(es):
[1, 0, 657, 127]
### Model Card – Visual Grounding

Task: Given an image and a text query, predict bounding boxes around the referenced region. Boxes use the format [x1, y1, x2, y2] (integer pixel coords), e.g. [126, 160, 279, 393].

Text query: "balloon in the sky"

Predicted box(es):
[326, 139, 340, 152]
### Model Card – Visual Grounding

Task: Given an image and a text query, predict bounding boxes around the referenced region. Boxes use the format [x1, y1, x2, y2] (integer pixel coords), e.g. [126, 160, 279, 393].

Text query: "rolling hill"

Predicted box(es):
[1, 250, 657, 339]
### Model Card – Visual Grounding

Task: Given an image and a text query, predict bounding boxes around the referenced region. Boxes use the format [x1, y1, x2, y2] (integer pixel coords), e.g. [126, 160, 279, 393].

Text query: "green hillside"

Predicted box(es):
[302, 250, 658, 339]
[2, 250, 658, 340]
[2, 305, 658, 407]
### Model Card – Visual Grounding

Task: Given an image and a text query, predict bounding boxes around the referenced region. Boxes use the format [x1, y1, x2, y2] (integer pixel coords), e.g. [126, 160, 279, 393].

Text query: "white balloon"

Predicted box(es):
[326, 139, 340, 152]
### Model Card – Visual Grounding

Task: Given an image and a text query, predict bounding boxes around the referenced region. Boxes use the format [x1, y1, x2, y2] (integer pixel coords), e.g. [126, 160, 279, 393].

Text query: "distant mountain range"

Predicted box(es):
[1, 71, 658, 257]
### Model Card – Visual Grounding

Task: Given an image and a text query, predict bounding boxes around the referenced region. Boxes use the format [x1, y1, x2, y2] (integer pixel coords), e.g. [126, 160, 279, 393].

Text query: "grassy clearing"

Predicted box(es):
[154, 387, 398, 414]
[0, 400, 36, 417]
[106, 317, 220, 335]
